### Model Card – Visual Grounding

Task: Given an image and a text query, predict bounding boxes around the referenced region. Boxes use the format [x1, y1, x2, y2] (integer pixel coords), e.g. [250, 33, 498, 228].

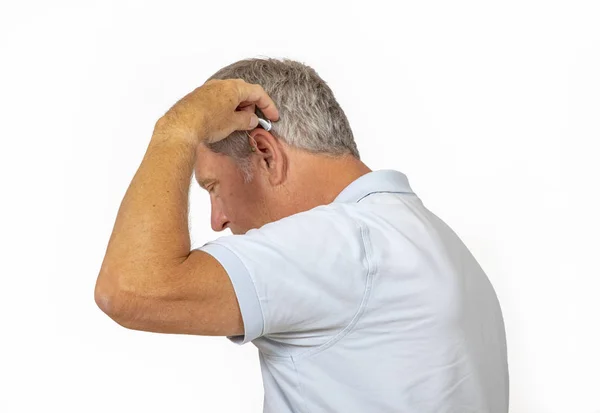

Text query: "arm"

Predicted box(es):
[94, 126, 196, 307]
[94, 79, 278, 334]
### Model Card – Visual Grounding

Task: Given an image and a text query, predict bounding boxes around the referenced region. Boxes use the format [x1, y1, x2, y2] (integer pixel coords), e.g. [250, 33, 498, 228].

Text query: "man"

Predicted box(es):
[95, 57, 509, 412]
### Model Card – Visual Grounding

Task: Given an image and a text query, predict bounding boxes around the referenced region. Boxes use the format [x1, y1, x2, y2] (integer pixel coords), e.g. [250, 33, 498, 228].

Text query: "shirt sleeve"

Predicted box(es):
[196, 205, 369, 345]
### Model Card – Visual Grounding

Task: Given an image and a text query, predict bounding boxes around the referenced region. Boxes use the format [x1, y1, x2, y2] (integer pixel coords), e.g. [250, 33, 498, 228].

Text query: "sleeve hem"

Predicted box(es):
[198, 242, 264, 345]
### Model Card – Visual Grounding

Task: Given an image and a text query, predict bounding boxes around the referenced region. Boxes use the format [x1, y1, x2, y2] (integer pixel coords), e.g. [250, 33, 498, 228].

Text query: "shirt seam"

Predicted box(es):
[291, 355, 309, 413]
[292, 217, 377, 362]
[356, 190, 416, 203]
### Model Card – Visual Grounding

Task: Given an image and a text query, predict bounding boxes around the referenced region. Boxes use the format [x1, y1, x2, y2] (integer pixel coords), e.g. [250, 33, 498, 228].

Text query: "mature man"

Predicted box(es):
[95, 57, 509, 412]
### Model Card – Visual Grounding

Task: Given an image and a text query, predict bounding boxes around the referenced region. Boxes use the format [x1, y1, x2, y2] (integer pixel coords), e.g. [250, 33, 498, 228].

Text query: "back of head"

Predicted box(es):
[205, 57, 360, 181]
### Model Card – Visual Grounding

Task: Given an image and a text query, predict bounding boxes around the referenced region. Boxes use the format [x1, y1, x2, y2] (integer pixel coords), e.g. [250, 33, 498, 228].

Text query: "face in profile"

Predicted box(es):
[194, 143, 274, 235]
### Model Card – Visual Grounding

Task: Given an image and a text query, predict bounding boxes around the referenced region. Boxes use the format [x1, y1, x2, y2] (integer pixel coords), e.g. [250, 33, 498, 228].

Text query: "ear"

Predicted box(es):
[247, 129, 286, 186]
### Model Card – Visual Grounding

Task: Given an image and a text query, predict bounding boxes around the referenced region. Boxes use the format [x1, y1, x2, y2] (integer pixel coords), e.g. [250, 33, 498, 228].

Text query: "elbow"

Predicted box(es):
[95, 283, 130, 326]
[94, 268, 122, 317]
[94, 283, 113, 315]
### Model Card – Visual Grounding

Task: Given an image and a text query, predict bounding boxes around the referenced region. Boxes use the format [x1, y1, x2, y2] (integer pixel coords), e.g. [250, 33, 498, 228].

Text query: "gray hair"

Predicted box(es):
[205, 57, 360, 182]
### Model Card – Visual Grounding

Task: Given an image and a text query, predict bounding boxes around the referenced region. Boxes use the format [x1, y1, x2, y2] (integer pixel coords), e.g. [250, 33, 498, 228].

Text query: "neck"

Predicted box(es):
[284, 152, 372, 211]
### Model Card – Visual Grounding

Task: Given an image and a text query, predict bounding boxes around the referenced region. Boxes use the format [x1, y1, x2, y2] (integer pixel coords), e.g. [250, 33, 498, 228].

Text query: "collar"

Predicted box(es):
[333, 169, 415, 203]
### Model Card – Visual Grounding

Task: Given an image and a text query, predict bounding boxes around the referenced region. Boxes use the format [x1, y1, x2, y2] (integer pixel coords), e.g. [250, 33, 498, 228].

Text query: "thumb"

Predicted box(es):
[235, 111, 259, 130]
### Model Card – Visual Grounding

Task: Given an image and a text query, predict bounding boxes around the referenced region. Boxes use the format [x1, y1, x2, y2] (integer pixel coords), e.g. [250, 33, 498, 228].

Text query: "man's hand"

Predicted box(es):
[155, 78, 280, 146]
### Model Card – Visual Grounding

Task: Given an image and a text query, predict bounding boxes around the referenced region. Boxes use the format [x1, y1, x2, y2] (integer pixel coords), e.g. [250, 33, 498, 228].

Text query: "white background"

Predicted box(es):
[1, 1, 598, 412]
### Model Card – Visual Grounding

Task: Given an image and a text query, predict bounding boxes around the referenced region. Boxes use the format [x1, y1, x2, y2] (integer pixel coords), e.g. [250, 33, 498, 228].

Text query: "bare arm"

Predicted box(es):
[94, 79, 278, 334]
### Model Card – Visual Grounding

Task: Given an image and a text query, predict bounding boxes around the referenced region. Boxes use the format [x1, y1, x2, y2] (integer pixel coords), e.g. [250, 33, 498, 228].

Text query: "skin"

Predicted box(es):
[95, 78, 371, 337]
[194, 134, 372, 235]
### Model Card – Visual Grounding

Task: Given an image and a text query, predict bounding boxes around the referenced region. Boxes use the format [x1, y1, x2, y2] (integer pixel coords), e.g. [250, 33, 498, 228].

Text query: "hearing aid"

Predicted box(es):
[254, 106, 273, 131]
[257, 117, 272, 131]
[248, 108, 273, 151]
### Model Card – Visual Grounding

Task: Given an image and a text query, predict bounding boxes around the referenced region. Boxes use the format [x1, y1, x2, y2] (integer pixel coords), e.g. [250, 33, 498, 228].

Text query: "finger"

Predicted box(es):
[236, 102, 256, 113]
[233, 110, 259, 131]
[235, 80, 280, 121]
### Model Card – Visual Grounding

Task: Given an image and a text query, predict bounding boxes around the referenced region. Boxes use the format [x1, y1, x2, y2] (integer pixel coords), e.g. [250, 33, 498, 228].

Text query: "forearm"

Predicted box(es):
[97, 120, 198, 299]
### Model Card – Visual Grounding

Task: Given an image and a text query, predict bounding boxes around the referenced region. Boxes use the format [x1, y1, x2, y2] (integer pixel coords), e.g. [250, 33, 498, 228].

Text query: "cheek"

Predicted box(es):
[225, 183, 265, 216]
[212, 187, 248, 219]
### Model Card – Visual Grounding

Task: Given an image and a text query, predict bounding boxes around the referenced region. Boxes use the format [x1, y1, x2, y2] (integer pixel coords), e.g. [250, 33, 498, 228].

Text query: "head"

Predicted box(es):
[194, 57, 370, 235]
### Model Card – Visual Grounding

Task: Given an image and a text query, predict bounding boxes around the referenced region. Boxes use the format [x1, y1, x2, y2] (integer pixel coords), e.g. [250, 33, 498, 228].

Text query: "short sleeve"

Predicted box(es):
[196, 205, 369, 346]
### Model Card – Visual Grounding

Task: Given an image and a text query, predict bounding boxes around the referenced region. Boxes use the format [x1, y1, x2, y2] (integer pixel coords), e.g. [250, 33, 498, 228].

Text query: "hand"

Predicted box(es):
[154, 78, 279, 146]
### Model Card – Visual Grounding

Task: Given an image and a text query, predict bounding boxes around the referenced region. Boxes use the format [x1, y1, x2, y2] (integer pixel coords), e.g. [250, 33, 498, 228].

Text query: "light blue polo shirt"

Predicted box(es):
[198, 169, 509, 413]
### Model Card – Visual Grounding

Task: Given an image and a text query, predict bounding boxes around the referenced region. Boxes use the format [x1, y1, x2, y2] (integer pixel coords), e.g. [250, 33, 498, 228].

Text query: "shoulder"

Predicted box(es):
[208, 204, 366, 260]
[203, 203, 369, 275]
[246, 203, 361, 241]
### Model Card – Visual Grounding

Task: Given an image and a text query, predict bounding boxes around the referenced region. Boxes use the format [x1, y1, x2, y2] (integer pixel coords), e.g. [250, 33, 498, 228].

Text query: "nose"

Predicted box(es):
[210, 199, 230, 232]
